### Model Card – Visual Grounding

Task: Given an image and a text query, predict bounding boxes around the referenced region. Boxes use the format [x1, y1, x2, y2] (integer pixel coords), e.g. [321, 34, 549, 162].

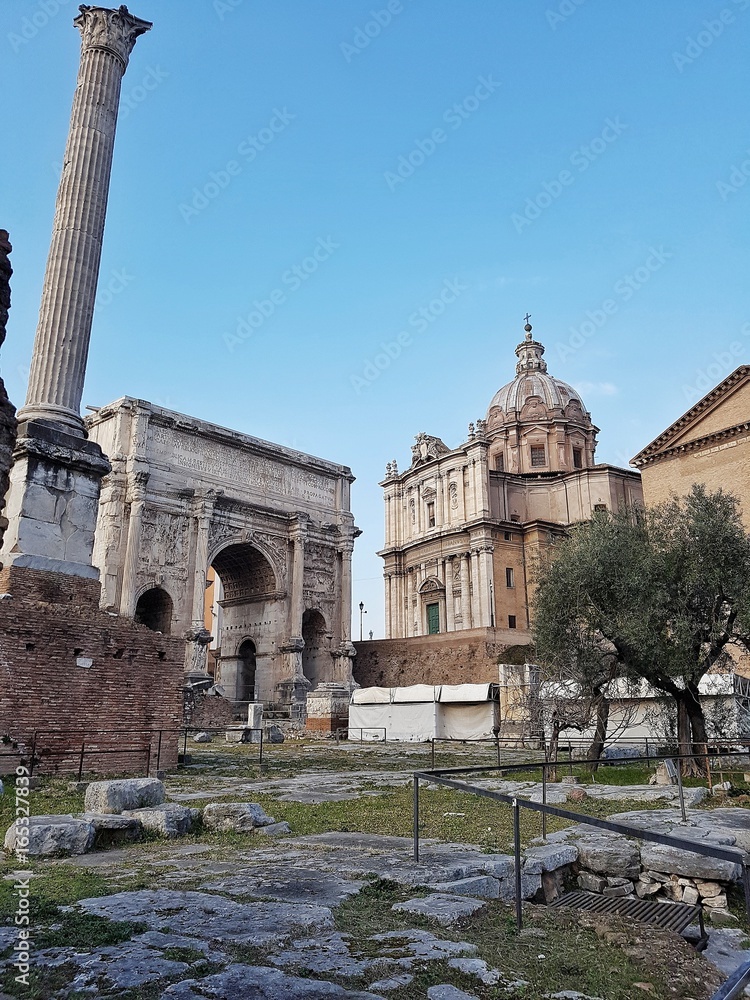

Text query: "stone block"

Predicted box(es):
[635, 881, 661, 898]
[193, 732, 212, 743]
[392, 893, 486, 926]
[703, 893, 729, 909]
[682, 886, 699, 905]
[247, 702, 263, 728]
[523, 843, 578, 873]
[256, 821, 292, 837]
[428, 876, 500, 899]
[602, 884, 632, 897]
[577, 871, 605, 893]
[202, 802, 276, 832]
[575, 834, 640, 878]
[85, 777, 165, 815]
[81, 812, 143, 846]
[606, 876, 632, 887]
[696, 880, 723, 898]
[123, 803, 197, 838]
[4, 814, 94, 856]
[497, 872, 541, 902]
[640, 842, 742, 882]
[709, 908, 738, 925]
[427, 987, 480, 1000]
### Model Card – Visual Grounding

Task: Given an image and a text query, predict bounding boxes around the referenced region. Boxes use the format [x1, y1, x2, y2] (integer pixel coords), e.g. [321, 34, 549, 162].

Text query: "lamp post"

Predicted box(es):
[359, 601, 367, 642]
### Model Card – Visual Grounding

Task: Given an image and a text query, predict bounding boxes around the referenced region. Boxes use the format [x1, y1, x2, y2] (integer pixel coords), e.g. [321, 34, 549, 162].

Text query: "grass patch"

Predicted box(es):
[37, 911, 148, 949]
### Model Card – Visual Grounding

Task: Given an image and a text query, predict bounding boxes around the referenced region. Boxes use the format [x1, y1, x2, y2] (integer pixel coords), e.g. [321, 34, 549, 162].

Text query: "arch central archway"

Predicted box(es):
[208, 543, 279, 703]
[302, 609, 328, 689]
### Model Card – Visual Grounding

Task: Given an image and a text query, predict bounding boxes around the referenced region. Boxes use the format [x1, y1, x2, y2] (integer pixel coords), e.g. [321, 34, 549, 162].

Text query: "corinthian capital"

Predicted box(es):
[74, 5, 152, 69]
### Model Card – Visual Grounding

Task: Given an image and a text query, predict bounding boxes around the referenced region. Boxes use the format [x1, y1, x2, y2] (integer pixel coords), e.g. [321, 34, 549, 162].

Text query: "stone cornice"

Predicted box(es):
[631, 365, 750, 467]
[633, 419, 750, 469]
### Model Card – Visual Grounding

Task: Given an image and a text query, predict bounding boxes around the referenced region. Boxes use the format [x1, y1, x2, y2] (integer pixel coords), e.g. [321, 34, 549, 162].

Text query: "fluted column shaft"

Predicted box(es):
[20, 6, 151, 434]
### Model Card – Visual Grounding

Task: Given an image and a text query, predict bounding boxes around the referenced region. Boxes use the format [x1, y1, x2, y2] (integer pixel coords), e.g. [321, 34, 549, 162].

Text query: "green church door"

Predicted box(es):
[427, 602, 440, 635]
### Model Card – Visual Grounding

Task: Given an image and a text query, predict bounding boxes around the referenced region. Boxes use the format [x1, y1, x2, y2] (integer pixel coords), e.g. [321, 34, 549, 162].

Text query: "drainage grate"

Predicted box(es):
[551, 890, 706, 939]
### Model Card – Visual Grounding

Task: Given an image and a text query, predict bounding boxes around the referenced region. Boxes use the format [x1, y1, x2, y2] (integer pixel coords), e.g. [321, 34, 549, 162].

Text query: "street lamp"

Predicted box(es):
[359, 601, 367, 641]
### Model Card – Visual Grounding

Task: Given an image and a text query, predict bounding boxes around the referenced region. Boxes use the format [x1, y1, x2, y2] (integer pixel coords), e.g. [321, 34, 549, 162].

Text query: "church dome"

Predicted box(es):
[483, 320, 598, 476]
[486, 322, 588, 420]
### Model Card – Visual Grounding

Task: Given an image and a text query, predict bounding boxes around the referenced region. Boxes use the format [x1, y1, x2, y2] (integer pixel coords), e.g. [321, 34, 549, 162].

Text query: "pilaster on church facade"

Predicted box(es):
[379, 321, 644, 643]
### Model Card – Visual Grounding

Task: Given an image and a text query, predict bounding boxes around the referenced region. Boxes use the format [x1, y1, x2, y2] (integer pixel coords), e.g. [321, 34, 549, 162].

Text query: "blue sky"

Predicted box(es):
[3, 0, 750, 638]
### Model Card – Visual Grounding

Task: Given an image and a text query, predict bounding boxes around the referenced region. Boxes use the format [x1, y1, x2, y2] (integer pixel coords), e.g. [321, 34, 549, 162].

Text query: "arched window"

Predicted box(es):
[135, 588, 173, 634]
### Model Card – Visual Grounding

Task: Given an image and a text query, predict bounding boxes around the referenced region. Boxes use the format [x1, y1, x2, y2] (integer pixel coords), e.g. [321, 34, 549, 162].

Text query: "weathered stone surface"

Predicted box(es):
[160, 964, 384, 998]
[77, 890, 333, 948]
[84, 777, 165, 815]
[193, 732, 212, 743]
[369, 972, 413, 991]
[682, 886, 699, 905]
[448, 957, 502, 984]
[639, 842, 742, 882]
[428, 876, 499, 899]
[577, 871, 605, 893]
[202, 868, 363, 907]
[705, 927, 750, 979]
[573, 834, 640, 878]
[267, 725, 285, 744]
[202, 802, 275, 832]
[602, 884, 631, 898]
[4, 814, 94, 856]
[257, 821, 292, 837]
[427, 986, 479, 1000]
[523, 844, 577, 873]
[497, 872, 542, 902]
[80, 812, 143, 845]
[392, 893, 486, 926]
[122, 804, 198, 838]
[370, 928, 477, 961]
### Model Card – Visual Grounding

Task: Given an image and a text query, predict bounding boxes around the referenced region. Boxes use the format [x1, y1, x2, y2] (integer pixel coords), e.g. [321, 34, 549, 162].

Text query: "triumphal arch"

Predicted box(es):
[86, 397, 358, 721]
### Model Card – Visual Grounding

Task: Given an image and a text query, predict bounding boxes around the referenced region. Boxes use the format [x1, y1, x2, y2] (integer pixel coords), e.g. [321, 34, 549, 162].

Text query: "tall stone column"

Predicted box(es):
[333, 533, 357, 692]
[119, 470, 149, 614]
[0, 6, 151, 580]
[445, 558, 455, 632]
[460, 552, 472, 629]
[184, 491, 217, 680]
[21, 5, 152, 433]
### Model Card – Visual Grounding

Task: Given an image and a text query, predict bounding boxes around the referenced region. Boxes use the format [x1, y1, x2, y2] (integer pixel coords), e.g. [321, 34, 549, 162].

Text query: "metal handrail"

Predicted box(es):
[710, 960, 750, 1000]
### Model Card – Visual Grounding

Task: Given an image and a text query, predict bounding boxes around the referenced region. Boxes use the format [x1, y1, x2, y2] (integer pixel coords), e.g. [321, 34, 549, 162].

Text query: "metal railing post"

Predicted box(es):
[513, 797, 523, 931]
[431, 739, 435, 770]
[743, 862, 750, 923]
[182, 727, 188, 760]
[77, 738, 86, 782]
[413, 775, 420, 862]
[676, 761, 688, 823]
[155, 730, 162, 773]
[542, 763, 547, 841]
[145, 744, 151, 777]
[259, 728, 264, 768]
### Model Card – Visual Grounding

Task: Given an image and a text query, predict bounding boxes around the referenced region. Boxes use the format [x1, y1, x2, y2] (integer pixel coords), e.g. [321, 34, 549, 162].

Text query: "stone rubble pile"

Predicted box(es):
[3, 778, 289, 857]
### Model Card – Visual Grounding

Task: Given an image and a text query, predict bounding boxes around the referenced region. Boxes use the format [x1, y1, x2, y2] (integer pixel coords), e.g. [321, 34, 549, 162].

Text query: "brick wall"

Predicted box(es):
[353, 628, 532, 688]
[0, 565, 185, 774]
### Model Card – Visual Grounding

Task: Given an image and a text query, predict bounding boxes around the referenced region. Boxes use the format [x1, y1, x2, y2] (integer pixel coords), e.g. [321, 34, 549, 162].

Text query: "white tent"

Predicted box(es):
[348, 683, 499, 742]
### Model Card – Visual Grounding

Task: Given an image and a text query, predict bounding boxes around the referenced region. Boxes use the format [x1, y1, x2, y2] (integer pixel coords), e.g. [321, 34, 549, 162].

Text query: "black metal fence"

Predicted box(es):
[412, 749, 750, 932]
[8, 724, 265, 779]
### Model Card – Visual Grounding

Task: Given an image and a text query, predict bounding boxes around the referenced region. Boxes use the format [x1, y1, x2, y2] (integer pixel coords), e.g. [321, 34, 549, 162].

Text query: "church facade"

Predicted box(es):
[378, 323, 643, 644]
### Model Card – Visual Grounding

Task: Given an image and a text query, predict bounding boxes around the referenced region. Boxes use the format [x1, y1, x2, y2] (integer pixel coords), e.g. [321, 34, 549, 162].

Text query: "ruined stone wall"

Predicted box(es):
[0, 230, 18, 553]
[353, 628, 531, 688]
[0, 566, 185, 773]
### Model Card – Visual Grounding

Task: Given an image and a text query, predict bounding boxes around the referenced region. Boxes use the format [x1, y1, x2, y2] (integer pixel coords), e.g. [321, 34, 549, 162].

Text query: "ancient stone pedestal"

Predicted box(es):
[306, 683, 351, 734]
[0, 420, 110, 577]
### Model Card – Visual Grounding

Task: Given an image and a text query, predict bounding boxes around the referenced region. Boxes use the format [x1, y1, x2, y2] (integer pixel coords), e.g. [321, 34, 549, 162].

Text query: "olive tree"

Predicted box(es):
[532, 485, 750, 769]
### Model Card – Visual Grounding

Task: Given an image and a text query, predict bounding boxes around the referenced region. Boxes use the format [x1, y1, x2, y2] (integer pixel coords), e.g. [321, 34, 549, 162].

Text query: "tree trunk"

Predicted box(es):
[586, 693, 610, 774]
[548, 718, 561, 782]
[685, 684, 708, 775]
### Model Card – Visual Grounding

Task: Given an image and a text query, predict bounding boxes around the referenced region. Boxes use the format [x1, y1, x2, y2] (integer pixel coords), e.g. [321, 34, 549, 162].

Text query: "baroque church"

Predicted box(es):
[377, 321, 643, 646]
